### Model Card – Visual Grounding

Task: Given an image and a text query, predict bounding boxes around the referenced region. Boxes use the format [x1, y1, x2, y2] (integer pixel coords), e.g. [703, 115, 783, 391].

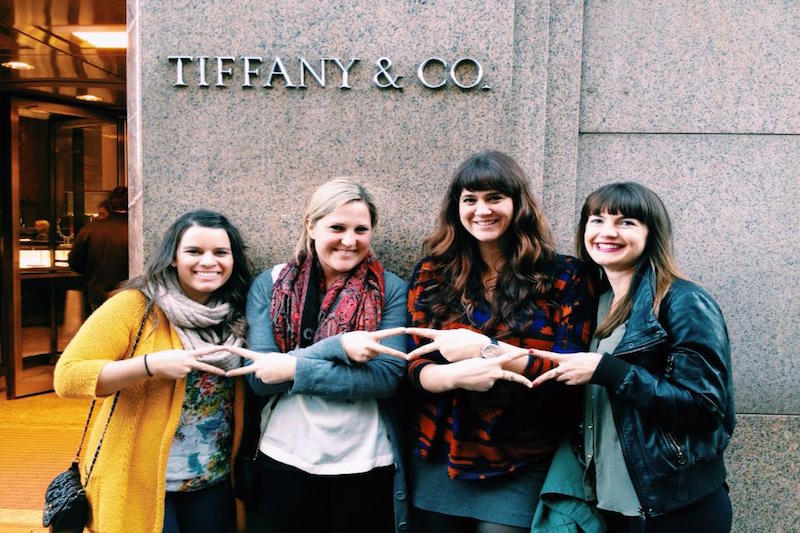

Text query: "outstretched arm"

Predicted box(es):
[243, 270, 408, 399]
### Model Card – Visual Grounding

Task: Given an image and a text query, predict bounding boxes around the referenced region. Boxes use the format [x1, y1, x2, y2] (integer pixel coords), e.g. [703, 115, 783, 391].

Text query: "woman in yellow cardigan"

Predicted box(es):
[54, 209, 252, 533]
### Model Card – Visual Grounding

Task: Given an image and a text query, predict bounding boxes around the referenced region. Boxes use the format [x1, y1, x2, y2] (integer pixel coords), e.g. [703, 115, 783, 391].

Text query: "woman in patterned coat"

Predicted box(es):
[404, 150, 595, 532]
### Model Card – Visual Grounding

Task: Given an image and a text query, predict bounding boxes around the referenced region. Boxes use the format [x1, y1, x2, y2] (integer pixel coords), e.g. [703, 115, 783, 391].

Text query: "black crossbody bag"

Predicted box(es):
[43, 298, 152, 532]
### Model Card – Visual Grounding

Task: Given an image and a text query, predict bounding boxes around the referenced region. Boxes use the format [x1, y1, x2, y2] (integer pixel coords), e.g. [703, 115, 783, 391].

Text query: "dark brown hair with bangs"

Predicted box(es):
[576, 182, 683, 338]
[421, 150, 556, 332]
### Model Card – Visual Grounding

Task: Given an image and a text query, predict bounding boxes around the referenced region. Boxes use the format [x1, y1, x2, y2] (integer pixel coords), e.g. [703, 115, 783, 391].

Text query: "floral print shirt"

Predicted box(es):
[165, 371, 234, 492]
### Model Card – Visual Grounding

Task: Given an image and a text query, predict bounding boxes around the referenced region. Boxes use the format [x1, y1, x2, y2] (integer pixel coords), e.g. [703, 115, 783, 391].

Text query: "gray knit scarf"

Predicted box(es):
[142, 273, 243, 372]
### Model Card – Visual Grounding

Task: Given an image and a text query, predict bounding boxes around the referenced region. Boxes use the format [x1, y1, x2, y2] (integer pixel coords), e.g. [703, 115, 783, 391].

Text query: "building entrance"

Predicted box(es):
[1, 98, 125, 398]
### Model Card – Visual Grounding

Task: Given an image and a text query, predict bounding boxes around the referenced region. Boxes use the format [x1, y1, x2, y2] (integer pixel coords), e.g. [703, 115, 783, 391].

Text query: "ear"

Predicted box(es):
[306, 219, 316, 240]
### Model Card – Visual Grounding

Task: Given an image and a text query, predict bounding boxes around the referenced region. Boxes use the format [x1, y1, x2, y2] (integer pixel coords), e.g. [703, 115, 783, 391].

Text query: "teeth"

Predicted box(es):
[474, 220, 496, 226]
[596, 243, 622, 250]
[194, 272, 219, 278]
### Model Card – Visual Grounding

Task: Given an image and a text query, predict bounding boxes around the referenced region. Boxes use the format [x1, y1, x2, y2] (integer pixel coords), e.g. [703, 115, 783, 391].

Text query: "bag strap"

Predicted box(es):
[72, 296, 153, 481]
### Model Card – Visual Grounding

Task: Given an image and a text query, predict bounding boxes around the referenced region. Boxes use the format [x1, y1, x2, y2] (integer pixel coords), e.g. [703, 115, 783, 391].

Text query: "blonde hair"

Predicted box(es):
[295, 177, 379, 259]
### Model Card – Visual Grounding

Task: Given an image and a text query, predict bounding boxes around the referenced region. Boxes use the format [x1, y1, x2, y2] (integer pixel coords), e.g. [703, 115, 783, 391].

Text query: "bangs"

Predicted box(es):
[584, 182, 651, 222]
[452, 161, 519, 197]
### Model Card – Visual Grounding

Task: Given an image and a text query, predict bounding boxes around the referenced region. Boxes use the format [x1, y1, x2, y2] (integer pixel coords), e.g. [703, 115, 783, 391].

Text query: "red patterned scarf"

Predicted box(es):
[270, 252, 386, 352]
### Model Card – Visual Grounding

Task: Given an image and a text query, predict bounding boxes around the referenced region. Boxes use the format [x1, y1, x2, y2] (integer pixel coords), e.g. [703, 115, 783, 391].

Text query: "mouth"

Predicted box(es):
[193, 271, 222, 278]
[473, 219, 498, 227]
[594, 243, 624, 252]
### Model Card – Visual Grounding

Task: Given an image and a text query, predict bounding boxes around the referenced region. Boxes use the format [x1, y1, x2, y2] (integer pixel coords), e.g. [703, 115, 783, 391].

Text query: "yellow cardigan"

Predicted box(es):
[54, 289, 245, 533]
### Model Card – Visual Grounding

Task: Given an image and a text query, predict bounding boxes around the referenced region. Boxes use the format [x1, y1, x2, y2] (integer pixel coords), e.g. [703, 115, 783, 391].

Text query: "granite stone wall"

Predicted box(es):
[128, 1, 799, 530]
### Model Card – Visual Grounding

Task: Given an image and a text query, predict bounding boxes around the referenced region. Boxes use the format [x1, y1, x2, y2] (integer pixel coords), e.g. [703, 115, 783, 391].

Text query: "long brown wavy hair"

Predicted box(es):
[575, 182, 683, 338]
[421, 150, 557, 332]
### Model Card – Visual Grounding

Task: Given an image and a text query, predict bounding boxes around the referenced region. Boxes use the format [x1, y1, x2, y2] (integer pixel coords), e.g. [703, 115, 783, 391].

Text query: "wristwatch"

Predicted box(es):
[480, 337, 501, 359]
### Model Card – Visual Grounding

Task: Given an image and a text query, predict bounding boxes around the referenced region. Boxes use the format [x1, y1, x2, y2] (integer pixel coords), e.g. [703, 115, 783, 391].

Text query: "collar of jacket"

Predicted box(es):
[612, 265, 668, 355]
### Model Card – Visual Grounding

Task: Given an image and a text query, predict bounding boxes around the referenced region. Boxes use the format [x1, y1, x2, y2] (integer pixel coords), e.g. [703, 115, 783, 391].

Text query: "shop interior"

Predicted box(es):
[1, 0, 126, 399]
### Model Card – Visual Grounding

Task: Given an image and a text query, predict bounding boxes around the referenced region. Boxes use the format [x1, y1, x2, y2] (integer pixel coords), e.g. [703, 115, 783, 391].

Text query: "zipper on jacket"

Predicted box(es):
[665, 431, 687, 465]
[664, 353, 675, 375]
[613, 336, 665, 358]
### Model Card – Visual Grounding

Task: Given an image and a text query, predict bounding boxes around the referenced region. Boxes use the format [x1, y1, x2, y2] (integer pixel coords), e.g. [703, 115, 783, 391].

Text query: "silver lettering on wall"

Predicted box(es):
[242, 57, 262, 87]
[298, 58, 326, 88]
[169, 55, 489, 92]
[264, 57, 296, 88]
[416, 57, 447, 89]
[325, 58, 360, 89]
[168, 56, 192, 86]
[449, 57, 484, 89]
[215, 57, 236, 87]
[373, 58, 403, 90]
[198, 56, 210, 86]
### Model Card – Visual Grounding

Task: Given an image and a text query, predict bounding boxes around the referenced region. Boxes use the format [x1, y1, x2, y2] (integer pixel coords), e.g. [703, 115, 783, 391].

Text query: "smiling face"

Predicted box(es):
[172, 225, 234, 304]
[584, 211, 649, 275]
[458, 188, 515, 246]
[309, 200, 373, 287]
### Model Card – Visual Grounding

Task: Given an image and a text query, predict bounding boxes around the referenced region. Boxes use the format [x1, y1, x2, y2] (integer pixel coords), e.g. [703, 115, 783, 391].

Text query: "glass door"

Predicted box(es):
[3, 98, 125, 398]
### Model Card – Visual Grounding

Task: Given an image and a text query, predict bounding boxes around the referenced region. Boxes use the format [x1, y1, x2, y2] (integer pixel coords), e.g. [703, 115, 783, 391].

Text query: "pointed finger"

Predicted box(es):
[498, 350, 532, 364]
[226, 365, 258, 377]
[370, 327, 407, 340]
[532, 368, 560, 387]
[500, 370, 534, 388]
[188, 345, 229, 358]
[503, 347, 532, 359]
[528, 348, 564, 361]
[369, 342, 407, 359]
[406, 341, 440, 360]
[404, 327, 440, 340]
[225, 345, 265, 360]
[189, 360, 227, 376]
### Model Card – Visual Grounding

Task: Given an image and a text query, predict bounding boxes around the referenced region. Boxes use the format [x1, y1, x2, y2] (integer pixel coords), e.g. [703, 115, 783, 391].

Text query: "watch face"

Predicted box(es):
[480, 343, 502, 359]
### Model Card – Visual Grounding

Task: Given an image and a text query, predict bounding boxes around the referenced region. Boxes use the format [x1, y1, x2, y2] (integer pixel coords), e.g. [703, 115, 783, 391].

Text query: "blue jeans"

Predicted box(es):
[163, 480, 234, 533]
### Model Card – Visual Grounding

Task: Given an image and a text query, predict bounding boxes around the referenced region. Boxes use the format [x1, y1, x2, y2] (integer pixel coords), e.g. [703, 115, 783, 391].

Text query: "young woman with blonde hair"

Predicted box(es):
[227, 178, 409, 532]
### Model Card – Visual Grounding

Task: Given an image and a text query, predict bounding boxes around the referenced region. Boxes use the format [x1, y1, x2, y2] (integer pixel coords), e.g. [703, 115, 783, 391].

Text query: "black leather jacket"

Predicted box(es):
[589, 266, 735, 518]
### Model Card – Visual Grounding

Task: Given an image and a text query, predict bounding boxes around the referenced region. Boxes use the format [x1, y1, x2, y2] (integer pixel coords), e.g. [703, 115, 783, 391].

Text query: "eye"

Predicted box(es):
[329, 224, 344, 231]
[487, 193, 507, 202]
[214, 249, 231, 256]
[461, 196, 476, 204]
[355, 226, 370, 234]
[620, 219, 639, 226]
[587, 216, 603, 224]
[183, 248, 200, 255]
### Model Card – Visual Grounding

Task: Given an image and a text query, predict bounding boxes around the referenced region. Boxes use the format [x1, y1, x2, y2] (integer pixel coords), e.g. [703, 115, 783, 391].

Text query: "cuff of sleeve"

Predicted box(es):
[317, 335, 350, 365]
[589, 353, 631, 393]
[291, 357, 324, 395]
[409, 360, 434, 390]
[54, 359, 110, 398]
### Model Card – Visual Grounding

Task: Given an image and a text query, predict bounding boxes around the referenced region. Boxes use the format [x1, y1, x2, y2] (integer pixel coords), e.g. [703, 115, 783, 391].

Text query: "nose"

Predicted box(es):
[199, 251, 216, 266]
[341, 232, 356, 247]
[475, 200, 492, 215]
[598, 221, 618, 237]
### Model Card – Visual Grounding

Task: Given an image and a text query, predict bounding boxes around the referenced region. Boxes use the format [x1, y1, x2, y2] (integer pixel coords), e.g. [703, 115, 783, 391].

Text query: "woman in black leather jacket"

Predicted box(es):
[531, 182, 735, 532]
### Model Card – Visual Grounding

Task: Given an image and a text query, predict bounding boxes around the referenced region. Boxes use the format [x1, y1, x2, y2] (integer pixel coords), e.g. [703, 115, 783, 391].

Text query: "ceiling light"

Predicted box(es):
[72, 31, 127, 49]
[1, 61, 34, 70]
[76, 94, 103, 102]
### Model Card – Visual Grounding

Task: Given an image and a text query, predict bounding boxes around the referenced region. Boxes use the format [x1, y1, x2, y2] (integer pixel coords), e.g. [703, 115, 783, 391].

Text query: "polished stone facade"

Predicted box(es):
[128, 1, 799, 530]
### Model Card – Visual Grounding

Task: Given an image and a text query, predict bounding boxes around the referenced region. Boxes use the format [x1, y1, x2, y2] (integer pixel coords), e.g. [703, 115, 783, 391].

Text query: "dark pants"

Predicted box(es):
[257, 452, 395, 533]
[600, 485, 732, 533]
[413, 508, 529, 533]
[163, 480, 235, 533]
